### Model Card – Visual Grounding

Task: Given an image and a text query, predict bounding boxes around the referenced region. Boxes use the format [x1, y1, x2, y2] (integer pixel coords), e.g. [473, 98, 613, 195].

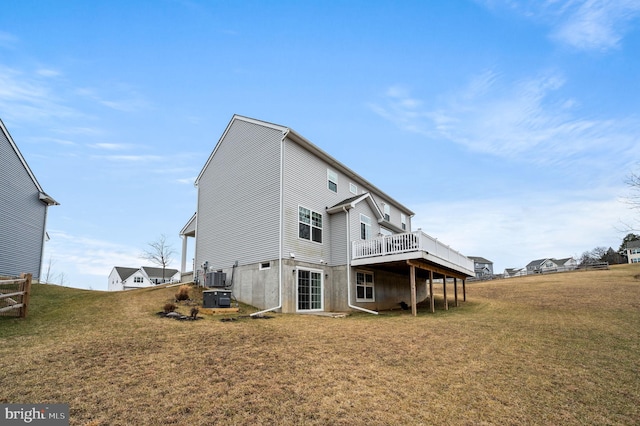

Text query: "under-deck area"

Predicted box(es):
[352, 231, 474, 316]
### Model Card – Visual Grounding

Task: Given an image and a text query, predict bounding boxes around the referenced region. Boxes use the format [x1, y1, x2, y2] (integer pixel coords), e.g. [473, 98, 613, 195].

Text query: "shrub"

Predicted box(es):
[175, 285, 190, 301]
[163, 302, 177, 313]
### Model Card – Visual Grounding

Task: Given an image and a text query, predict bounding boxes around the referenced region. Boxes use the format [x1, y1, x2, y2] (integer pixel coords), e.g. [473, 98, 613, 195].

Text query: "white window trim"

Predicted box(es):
[327, 169, 338, 193]
[360, 213, 372, 240]
[383, 204, 390, 221]
[296, 267, 324, 312]
[259, 261, 271, 270]
[355, 270, 375, 302]
[349, 182, 358, 194]
[298, 205, 323, 244]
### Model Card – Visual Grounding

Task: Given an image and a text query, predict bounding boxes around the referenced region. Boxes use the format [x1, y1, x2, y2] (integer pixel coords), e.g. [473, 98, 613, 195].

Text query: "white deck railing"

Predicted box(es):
[352, 230, 474, 273]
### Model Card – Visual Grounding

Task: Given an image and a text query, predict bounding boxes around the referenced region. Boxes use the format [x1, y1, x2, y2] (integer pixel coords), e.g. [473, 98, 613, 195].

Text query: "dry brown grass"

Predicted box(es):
[1, 265, 639, 425]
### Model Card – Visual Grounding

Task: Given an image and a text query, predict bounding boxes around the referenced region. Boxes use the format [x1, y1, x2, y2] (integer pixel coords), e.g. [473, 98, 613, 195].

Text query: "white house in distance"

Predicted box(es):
[626, 240, 640, 264]
[0, 118, 59, 280]
[108, 266, 180, 291]
[180, 114, 474, 316]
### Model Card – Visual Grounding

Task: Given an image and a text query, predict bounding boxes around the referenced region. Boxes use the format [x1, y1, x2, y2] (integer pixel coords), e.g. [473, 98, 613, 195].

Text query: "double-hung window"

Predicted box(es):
[401, 214, 407, 230]
[383, 204, 390, 221]
[356, 271, 375, 301]
[134, 276, 143, 283]
[327, 169, 338, 193]
[299, 206, 323, 243]
[360, 214, 371, 240]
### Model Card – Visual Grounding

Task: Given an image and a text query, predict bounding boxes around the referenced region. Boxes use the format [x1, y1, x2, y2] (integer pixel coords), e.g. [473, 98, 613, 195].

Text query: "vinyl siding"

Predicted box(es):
[195, 119, 282, 271]
[329, 210, 347, 266]
[282, 137, 348, 264]
[0, 129, 47, 279]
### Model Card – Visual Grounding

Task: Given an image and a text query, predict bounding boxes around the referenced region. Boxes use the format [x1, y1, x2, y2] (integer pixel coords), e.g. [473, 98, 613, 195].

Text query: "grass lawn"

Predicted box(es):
[1, 265, 639, 425]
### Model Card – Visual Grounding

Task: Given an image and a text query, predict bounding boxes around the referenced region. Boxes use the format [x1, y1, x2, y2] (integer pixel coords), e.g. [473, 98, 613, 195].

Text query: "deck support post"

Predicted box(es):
[443, 275, 448, 311]
[429, 270, 434, 313]
[454, 277, 459, 307]
[410, 265, 417, 317]
[463, 278, 466, 302]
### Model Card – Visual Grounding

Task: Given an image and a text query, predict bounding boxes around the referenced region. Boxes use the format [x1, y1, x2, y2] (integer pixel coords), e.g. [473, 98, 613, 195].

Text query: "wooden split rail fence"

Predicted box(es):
[0, 273, 32, 318]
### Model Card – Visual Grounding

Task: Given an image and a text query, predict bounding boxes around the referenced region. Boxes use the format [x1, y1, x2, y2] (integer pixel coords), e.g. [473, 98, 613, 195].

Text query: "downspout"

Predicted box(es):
[251, 130, 286, 316]
[344, 206, 378, 315]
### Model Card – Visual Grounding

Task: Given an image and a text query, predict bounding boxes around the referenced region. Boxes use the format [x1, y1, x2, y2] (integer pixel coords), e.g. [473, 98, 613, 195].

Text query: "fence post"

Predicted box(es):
[19, 273, 32, 318]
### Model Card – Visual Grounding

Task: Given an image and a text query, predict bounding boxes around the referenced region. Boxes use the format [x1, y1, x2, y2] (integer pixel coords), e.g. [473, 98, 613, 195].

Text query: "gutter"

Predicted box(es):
[344, 206, 378, 315]
[251, 130, 287, 316]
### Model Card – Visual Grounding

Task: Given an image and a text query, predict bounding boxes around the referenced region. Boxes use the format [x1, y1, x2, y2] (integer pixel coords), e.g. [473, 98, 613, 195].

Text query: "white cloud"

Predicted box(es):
[552, 0, 640, 51]
[88, 142, 132, 150]
[478, 0, 640, 51]
[76, 86, 149, 112]
[411, 188, 635, 272]
[0, 66, 81, 123]
[369, 70, 639, 170]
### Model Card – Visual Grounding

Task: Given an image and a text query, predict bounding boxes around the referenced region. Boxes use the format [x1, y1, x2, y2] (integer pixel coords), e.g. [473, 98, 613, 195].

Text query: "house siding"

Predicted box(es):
[195, 119, 282, 272]
[0, 128, 47, 279]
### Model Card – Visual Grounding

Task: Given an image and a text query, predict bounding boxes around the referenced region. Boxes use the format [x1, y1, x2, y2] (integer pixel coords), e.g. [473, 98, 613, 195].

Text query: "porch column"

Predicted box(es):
[410, 265, 417, 317]
[454, 277, 459, 307]
[429, 270, 434, 313]
[180, 235, 188, 274]
[443, 275, 448, 311]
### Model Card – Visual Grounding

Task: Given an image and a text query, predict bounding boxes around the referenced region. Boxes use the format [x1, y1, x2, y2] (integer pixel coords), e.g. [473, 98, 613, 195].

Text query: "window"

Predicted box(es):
[356, 271, 375, 302]
[380, 227, 392, 236]
[260, 262, 271, 270]
[401, 214, 406, 231]
[298, 269, 323, 311]
[327, 169, 338, 193]
[360, 214, 371, 240]
[299, 206, 322, 243]
[383, 204, 390, 221]
[134, 276, 143, 283]
[349, 183, 358, 194]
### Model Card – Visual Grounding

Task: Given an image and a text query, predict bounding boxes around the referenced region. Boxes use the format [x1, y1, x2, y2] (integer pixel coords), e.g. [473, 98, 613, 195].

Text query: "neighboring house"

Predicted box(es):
[526, 257, 577, 274]
[0, 119, 59, 280]
[182, 114, 474, 314]
[555, 257, 578, 271]
[108, 266, 180, 291]
[503, 268, 526, 278]
[468, 256, 494, 279]
[526, 258, 559, 274]
[626, 240, 640, 264]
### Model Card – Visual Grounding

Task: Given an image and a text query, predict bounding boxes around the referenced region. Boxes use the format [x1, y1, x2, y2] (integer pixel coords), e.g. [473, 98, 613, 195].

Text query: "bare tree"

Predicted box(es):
[626, 171, 640, 209]
[140, 234, 176, 282]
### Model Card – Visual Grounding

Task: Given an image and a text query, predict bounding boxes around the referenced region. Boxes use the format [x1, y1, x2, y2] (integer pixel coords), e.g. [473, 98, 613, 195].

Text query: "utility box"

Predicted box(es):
[205, 271, 226, 288]
[203, 290, 232, 308]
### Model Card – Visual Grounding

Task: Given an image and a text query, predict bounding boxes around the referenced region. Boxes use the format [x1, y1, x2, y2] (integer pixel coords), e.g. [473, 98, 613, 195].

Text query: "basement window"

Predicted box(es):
[260, 262, 271, 270]
[356, 271, 375, 302]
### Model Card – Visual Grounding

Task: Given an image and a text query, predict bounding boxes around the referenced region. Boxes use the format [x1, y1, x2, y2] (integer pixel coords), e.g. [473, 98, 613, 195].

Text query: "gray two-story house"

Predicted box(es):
[182, 115, 473, 315]
[0, 119, 58, 280]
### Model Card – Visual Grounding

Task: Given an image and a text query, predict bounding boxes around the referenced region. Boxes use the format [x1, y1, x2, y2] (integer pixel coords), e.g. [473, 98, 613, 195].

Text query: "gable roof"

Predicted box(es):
[141, 266, 179, 278]
[526, 258, 548, 268]
[180, 212, 197, 237]
[195, 115, 415, 216]
[468, 256, 492, 264]
[113, 267, 138, 281]
[0, 118, 59, 206]
[326, 192, 404, 233]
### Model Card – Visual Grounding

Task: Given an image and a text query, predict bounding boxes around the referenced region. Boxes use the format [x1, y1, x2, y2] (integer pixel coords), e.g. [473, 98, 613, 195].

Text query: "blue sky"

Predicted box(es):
[2, 0, 639, 290]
